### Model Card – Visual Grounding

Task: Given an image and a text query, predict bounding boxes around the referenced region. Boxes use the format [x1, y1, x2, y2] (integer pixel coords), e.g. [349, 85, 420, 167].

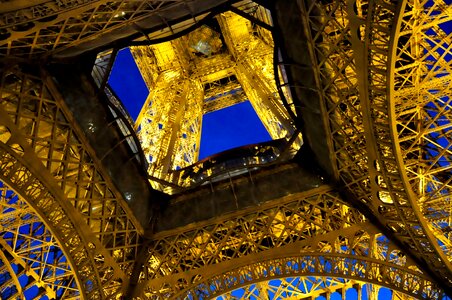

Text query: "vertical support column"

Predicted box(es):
[369, 285, 379, 300]
[133, 41, 204, 182]
[353, 283, 362, 299]
[235, 61, 293, 139]
[136, 72, 182, 176]
[158, 78, 204, 176]
[171, 79, 204, 171]
[133, 41, 183, 178]
[218, 11, 295, 140]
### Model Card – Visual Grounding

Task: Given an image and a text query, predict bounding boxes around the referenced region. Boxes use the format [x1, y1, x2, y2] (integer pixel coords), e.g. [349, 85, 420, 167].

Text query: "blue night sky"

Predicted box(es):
[108, 47, 271, 159]
[199, 101, 271, 159]
[109, 48, 149, 120]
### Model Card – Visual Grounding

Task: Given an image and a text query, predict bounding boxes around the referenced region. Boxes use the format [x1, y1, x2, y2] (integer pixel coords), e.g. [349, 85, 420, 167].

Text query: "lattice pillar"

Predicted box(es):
[135, 72, 204, 178]
[218, 11, 295, 140]
[390, 0, 452, 263]
[364, 0, 452, 289]
[0, 64, 144, 299]
[132, 41, 205, 181]
[130, 46, 160, 90]
[171, 80, 204, 172]
[281, 0, 452, 293]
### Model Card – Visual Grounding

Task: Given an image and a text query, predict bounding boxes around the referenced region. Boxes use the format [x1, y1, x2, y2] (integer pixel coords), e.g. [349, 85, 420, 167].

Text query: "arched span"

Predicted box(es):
[0, 180, 80, 299]
[0, 142, 89, 298]
[215, 277, 407, 300]
[364, 0, 452, 289]
[179, 253, 441, 299]
[0, 65, 140, 298]
[137, 186, 443, 299]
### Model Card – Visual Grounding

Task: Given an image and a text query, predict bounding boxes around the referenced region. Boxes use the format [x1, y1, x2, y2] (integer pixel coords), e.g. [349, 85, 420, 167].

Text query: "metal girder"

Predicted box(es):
[214, 10, 297, 144]
[219, 277, 364, 300]
[1, 0, 452, 299]
[217, 277, 411, 300]
[0, 132, 96, 299]
[366, 0, 452, 290]
[289, 0, 452, 293]
[0, 65, 142, 298]
[0, 182, 78, 299]
[0, 249, 24, 299]
[193, 54, 236, 84]
[135, 186, 442, 299]
[0, 0, 235, 59]
[202, 78, 246, 114]
[203, 89, 248, 114]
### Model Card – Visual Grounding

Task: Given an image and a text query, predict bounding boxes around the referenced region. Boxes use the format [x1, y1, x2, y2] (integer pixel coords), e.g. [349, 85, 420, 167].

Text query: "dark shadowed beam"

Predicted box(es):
[271, 0, 337, 179]
[47, 62, 166, 229]
[0, 0, 240, 60]
[154, 161, 324, 233]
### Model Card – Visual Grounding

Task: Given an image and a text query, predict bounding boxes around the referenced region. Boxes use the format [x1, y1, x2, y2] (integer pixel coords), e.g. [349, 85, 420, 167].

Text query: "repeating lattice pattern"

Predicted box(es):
[366, 0, 452, 285]
[0, 0, 452, 299]
[216, 277, 414, 300]
[0, 182, 79, 299]
[0, 65, 142, 298]
[0, 0, 209, 58]
[218, 10, 295, 140]
[136, 187, 442, 299]
[298, 0, 452, 287]
[390, 0, 452, 271]
[0, 141, 100, 298]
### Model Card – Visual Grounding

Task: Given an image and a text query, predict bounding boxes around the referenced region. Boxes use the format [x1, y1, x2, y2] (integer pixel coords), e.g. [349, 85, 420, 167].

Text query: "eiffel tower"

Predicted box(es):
[0, 0, 451, 299]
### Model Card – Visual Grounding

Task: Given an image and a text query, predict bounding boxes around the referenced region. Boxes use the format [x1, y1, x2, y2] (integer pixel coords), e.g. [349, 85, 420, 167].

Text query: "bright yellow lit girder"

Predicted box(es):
[192, 53, 236, 83]
[171, 80, 204, 172]
[217, 11, 295, 140]
[131, 10, 300, 186]
[130, 46, 159, 89]
[137, 75, 204, 178]
[132, 39, 205, 178]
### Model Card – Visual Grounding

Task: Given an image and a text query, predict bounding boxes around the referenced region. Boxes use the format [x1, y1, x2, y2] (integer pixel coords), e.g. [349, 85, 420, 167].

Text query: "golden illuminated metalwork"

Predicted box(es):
[0, 0, 452, 299]
[135, 185, 441, 299]
[0, 182, 79, 299]
[130, 9, 298, 188]
[0, 0, 225, 58]
[390, 0, 452, 265]
[0, 66, 142, 299]
[217, 278, 416, 300]
[218, 11, 294, 139]
[296, 0, 452, 289]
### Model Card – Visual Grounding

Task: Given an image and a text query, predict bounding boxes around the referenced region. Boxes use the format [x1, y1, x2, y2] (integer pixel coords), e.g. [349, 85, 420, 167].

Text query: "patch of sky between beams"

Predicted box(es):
[423, 15, 451, 172]
[108, 47, 272, 162]
[199, 100, 272, 160]
[108, 47, 148, 121]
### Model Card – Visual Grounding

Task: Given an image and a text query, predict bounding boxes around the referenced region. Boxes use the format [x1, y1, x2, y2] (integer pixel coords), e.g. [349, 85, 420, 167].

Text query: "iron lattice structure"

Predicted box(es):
[128, 7, 298, 190]
[0, 0, 451, 299]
